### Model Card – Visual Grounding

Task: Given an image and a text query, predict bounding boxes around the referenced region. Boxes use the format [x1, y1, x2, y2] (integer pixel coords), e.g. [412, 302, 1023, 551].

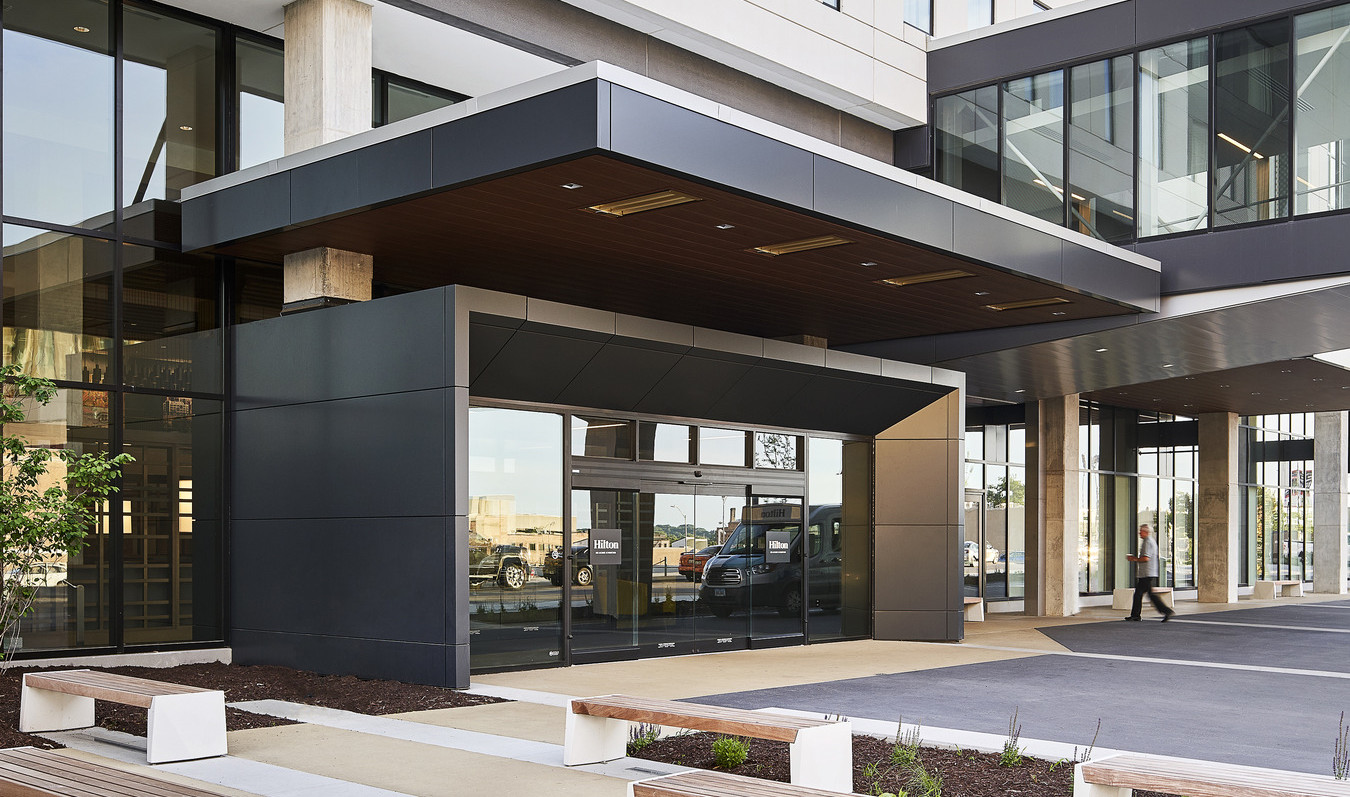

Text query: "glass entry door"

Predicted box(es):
[568, 484, 751, 662]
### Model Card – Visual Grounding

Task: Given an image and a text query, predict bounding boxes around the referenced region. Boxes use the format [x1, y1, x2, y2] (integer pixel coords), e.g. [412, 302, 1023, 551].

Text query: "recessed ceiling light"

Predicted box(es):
[716, 223, 736, 230]
[1281, 369, 1292, 373]
[1162, 363, 1174, 368]
[1184, 377, 1196, 381]
[1280, 398, 1289, 402]
[1184, 404, 1194, 407]
[588, 190, 701, 216]
[879, 269, 973, 287]
[750, 235, 853, 256]
[1096, 348, 1108, 353]
[1313, 378, 1325, 382]
[1219, 384, 1230, 388]
[561, 183, 583, 190]
[179, 125, 193, 131]
[1152, 398, 1161, 402]
[974, 291, 990, 296]
[985, 297, 1071, 311]
[860, 261, 878, 267]
[1251, 392, 1261, 396]
[1051, 311, 1067, 316]
[73, 25, 91, 32]
[1014, 389, 1026, 393]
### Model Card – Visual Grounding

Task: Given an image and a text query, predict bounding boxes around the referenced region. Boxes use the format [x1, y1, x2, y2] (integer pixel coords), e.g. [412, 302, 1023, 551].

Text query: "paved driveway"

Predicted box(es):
[694, 601, 1350, 774]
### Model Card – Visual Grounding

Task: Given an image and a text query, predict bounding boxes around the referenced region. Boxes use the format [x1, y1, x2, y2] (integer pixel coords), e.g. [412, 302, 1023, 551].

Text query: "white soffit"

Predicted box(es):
[157, 0, 564, 98]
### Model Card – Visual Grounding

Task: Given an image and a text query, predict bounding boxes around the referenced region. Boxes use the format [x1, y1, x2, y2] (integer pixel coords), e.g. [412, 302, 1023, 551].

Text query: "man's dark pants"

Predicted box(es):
[1130, 576, 1171, 618]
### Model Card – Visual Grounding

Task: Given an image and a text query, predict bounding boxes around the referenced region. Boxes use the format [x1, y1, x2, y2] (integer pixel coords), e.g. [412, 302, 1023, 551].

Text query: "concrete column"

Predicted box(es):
[282, 247, 373, 313]
[283, 0, 372, 155]
[1034, 395, 1079, 617]
[1314, 411, 1349, 595]
[1197, 413, 1240, 603]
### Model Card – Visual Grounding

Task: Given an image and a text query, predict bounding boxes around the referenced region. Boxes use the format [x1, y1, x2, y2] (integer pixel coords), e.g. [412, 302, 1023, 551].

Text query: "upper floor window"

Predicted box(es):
[820, 0, 841, 9]
[904, 0, 932, 34]
[968, 0, 993, 29]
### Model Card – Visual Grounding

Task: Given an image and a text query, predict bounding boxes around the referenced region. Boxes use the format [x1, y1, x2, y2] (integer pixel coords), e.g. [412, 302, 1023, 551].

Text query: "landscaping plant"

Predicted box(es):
[627, 722, 661, 755]
[0, 365, 130, 666]
[1335, 711, 1350, 780]
[999, 707, 1025, 767]
[711, 735, 750, 769]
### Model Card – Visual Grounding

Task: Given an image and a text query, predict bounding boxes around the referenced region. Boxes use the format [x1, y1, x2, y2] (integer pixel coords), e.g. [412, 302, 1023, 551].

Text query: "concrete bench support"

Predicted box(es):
[963, 596, 984, 622]
[1111, 587, 1173, 610]
[1253, 580, 1304, 599]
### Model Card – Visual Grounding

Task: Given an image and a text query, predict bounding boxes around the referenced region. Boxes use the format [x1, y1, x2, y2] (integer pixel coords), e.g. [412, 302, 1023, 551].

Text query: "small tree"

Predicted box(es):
[0, 364, 130, 664]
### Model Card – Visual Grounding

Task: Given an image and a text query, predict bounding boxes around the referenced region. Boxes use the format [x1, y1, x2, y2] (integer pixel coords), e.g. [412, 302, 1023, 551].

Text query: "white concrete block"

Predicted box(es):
[19, 676, 94, 733]
[563, 710, 628, 766]
[789, 720, 853, 792]
[146, 690, 228, 764]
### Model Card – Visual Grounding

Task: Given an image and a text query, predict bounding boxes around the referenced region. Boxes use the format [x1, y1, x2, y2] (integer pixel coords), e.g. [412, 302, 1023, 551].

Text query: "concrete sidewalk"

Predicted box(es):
[37, 590, 1350, 795]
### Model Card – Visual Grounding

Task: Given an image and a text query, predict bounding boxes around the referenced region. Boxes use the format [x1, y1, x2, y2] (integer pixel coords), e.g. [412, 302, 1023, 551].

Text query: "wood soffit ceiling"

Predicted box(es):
[212, 155, 1139, 347]
[1083, 359, 1350, 416]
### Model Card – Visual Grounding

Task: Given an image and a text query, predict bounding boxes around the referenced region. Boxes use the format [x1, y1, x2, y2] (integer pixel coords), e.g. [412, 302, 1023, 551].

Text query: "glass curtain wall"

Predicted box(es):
[1139, 39, 1210, 236]
[1136, 433, 1198, 588]
[1002, 71, 1066, 224]
[1241, 414, 1314, 582]
[1069, 57, 1135, 241]
[935, 86, 1000, 202]
[1214, 21, 1291, 226]
[968, 0, 993, 29]
[935, 3, 1350, 236]
[904, 0, 932, 34]
[1295, 6, 1350, 215]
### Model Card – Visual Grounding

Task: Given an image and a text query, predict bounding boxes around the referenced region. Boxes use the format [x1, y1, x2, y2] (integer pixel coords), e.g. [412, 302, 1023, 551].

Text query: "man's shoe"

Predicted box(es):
[1124, 616, 1141, 621]
[1162, 611, 1174, 622]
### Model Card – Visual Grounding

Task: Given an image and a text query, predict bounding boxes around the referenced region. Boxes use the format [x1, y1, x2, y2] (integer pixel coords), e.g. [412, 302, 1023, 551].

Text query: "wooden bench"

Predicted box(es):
[963, 596, 985, 622]
[1075, 751, 1350, 797]
[564, 694, 851, 792]
[629, 768, 863, 797]
[20, 669, 227, 764]
[1253, 579, 1304, 600]
[0, 746, 231, 796]
[1111, 587, 1173, 611]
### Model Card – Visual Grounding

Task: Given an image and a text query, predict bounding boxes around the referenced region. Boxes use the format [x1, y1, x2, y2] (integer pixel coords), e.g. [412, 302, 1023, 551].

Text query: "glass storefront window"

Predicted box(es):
[1214, 20, 1291, 227]
[237, 37, 283, 170]
[3, 226, 115, 383]
[1139, 38, 1210, 236]
[700, 427, 747, 467]
[1003, 70, 1066, 225]
[968, 0, 993, 28]
[572, 415, 632, 459]
[7, 388, 113, 654]
[935, 86, 1000, 202]
[122, 246, 221, 394]
[3, 0, 115, 231]
[387, 78, 459, 124]
[1069, 57, 1135, 242]
[121, 393, 223, 645]
[754, 432, 800, 470]
[638, 422, 692, 463]
[468, 408, 563, 671]
[1296, 5, 1350, 214]
[122, 3, 218, 208]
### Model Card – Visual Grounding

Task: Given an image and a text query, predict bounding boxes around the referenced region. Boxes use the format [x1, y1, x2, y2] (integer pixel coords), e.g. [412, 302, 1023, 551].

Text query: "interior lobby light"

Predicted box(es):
[750, 234, 853, 256]
[1217, 132, 1262, 158]
[985, 297, 1071, 311]
[179, 125, 194, 131]
[561, 183, 583, 189]
[587, 190, 701, 216]
[879, 269, 972, 287]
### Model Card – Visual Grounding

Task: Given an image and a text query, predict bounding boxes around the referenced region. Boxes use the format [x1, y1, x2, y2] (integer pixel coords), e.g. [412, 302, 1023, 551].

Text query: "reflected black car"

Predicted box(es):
[544, 542, 593, 586]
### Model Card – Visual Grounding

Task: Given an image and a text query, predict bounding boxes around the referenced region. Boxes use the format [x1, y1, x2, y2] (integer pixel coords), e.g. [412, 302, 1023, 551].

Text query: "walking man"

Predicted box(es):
[1125, 523, 1174, 622]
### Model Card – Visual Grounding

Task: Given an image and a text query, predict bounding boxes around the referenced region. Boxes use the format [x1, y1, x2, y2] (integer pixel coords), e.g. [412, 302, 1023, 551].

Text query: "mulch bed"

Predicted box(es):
[0, 661, 502, 751]
[632, 732, 1179, 797]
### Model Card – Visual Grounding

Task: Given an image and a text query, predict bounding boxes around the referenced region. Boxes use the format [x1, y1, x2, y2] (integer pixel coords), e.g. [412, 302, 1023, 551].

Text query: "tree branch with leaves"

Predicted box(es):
[0, 364, 131, 665]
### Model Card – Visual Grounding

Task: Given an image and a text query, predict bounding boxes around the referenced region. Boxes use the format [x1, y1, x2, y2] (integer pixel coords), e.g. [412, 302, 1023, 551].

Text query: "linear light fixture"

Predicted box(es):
[1217, 132, 1263, 159]
[879, 269, 973, 287]
[750, 235, 853, 256]
[985, 297, 1071, 311]
[586, 190, 702, 216]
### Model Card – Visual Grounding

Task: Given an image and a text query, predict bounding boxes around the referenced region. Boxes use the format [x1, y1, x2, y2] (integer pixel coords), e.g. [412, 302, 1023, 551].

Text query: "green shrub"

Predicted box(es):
[626, 723, 660, 756]
[711, 736, 750, 769]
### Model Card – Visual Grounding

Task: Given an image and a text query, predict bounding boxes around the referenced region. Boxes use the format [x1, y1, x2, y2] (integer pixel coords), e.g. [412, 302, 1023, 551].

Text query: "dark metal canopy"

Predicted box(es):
[181, 71, 1159, 348]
